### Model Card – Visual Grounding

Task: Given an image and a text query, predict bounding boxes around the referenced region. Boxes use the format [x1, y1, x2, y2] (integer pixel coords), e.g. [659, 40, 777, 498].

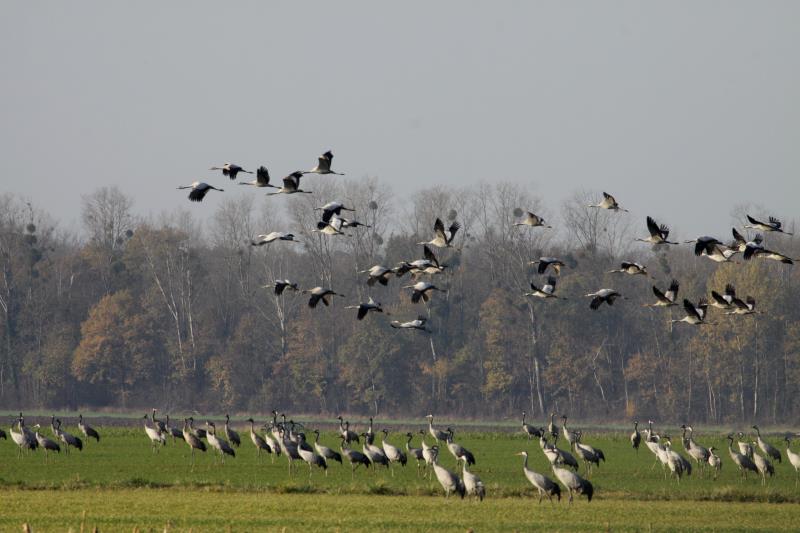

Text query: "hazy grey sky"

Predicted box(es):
[2, 1, 798, 237]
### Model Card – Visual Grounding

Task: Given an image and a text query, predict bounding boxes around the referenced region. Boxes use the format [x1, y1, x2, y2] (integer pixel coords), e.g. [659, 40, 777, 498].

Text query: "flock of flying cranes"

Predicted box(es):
[178, 150, 794, 333]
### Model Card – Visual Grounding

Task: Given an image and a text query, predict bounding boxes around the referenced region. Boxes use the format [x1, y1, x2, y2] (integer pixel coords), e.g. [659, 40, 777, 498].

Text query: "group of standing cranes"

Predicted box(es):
[7, 412, 98, 460]
[630, 420, 800, 485]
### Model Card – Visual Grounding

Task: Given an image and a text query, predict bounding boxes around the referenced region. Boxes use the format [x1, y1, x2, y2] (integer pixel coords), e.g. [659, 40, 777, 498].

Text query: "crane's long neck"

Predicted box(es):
[522, 453, 529, 470]
[522, 412, 526, 426]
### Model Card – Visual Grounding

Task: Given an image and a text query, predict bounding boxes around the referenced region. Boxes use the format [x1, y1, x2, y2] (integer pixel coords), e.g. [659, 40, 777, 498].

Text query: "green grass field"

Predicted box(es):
[2, 420, 799, 531]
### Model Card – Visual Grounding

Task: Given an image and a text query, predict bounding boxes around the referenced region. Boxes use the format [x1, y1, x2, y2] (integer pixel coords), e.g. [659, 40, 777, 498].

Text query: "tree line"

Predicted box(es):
[1, 180, 798, 425]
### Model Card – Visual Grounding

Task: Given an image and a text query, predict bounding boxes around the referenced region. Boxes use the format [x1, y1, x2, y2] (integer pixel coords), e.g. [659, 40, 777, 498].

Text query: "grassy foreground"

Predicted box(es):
[1, 423, 799, 531]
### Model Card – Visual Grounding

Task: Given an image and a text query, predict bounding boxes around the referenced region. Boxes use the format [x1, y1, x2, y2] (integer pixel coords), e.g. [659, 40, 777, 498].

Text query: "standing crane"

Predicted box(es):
[77, 414, 100, 443]
[312, 429, 342, 465]
[460, 456, 486, 501]
[426, 415, 449, 444]
[784, 438, 800, 485]
[517, 451, 561, 503]
[339, 437, 371, 477]
[752, 425, 781, 463]
[164, 415, 184, 444]
[143, 413, 166, 452]
[361, 433, 390, 470]
[246, 418, 272, 459]
[547, 413, 559, 440]
[561, 416, 579, 446]
[431, 455, 465, 498]
[552, 464, 594, 503]
[630, 421, 641, 452]
[206, 421, 236, 464]
[380, 429, 407, 475]
[32, 424, 60, 463]
[445, 428, 476, 467]
[751, 450, 775, 485]
[182, 418, 207, 468]
[707, 447, 722, 480]
[336, 416, 359, 444]
[224, 415, 241, 448]
[296, 434, 327, 476]
[521, 411, 543, 440]
[54, 418, 83, 454]
[727, 434, 758, 479]
[405, 432, 425, 475]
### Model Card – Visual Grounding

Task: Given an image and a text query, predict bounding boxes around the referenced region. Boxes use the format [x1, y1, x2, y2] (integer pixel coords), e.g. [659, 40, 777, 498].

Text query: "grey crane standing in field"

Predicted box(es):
[521, 411, 543, 440]
[246, 418, 272, 459]
[432, 455, 465, 499]
[751, 449, 775, 485]
[177, 181, 224, 202]
[548, 413, 559, 440]
[552, 464, 593, 503]
[737, 432, 754, 459]
[680, 425, 710, 473]
[727, 434, 758, 479]
[517, 451, 561, 503]
[784, 438, 800, 485]
[636, 216, 678, 246]
[78, 414, 100, 443]
[164, 415, 184, 443]
[365, 418, 376, 445]
[405, 432, 425, 475]
[15, 414, 38, 452]
[54, 418, 83, 454]
[337, 416, 359, 444]
[708, 447, 722, 480]
[445, 428, 476, 467]
[662, 439, 692, 481]
[514, 211, 551, 228]
[296, 434, 327, 476]
[10, 420, 34, 457]
[561, 416, 579, 446]
[361, 432, 390, 470]
[188, 417, 207, 440]
[304, 150, 344, 175]
[312, 429, 342, 465]
[418, 218, 460, 249]
[340, 437, 371, 477]
[380, 429, 407, 475]
[752, 425, 782, 463]
[419, 432, 439, 478]
[630, 421, 641, 452]
[588, 191, 627, 212]
[206, 421, 236, 464]
[183, 418, 206, 470]
[143, 413, 166, 452]
[210, 163, 251, 180]
[426, 415, 449, 444]
[224, 415, 241, 448]
[32, 424, 60, 463]
[460, 456, 486, 501]
[573, 431, 605, 474]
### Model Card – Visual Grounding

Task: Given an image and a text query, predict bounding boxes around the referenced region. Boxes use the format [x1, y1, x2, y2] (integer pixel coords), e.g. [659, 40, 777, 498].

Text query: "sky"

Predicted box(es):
[1, 1, 798, 238]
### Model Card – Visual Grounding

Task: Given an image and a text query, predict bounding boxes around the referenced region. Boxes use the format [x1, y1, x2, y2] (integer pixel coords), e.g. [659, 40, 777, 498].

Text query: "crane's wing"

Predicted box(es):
[746, 296, 756, 310]
[447, 221, 461, 243]
[356, 305, 368, 320]
[768, 216, 781, 229]
[620, 261, 634, 270]
[746, 214, 762, 226]
[256, 166, 270, 186]
[666, 280, 679, 300]
[423, 245, 439, 267]
[732, 227, 746, 245]
[710, 291, 728, 306]
[652, 285, 668, 302]
[646, 216, 660, 237]
[683, 299, 702, 321]
[433, 218, 446, 240]
[589, 296, 604, 310]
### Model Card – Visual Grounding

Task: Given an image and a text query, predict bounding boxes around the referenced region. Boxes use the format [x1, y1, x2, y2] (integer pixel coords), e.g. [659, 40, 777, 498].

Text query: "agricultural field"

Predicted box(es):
[1, 416, 799, 531]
